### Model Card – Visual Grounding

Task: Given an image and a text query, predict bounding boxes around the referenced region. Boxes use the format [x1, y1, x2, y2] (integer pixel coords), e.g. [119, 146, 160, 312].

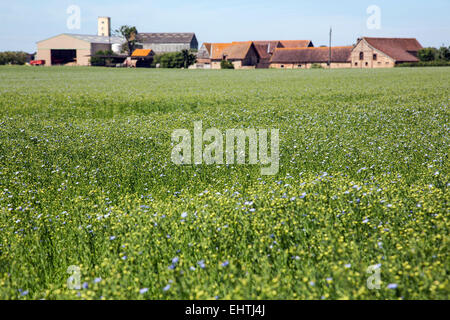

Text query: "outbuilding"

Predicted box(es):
[136, 33, 198, 54]
[270, 46, 353, 69]
[36, 33, 125, 66]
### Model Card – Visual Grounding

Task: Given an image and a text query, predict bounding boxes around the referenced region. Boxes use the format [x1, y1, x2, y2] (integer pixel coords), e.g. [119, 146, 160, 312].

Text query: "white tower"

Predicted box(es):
[98, 17, 111, 37]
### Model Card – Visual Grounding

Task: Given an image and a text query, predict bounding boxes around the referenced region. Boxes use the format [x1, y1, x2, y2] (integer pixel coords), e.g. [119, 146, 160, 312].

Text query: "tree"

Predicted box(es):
[156, 51, 197, 68]
[418, 47, 438, 62]
[115, 25, 138, 56]
[437, 46, 450, 61]
[181, 49, 197, 69]
[0, 51, 28, 65]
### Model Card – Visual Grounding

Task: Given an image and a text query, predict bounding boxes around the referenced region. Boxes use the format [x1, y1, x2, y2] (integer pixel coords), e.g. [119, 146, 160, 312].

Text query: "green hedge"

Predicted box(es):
[220, 60, 234, 69]
[153, 51, 197, 68]
[396, 60, 450, 67]
[0, 51, 28, 65]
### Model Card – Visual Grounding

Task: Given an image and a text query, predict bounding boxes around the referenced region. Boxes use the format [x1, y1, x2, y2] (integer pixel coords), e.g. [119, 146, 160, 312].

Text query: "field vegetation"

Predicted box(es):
[0, 66, 448, 299]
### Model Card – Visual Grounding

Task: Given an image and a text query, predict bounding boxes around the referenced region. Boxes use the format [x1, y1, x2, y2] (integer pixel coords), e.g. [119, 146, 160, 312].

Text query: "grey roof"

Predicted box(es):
[137, 33, 196, 44]
[66, 34, 125, 44]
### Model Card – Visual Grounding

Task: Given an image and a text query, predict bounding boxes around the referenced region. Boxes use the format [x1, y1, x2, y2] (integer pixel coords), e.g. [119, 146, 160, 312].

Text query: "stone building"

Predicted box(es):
[195, 40, 313, 69]
[209, 42, 260, 69]
[351, 37, 423, 68]
[270, 46, 353, 69]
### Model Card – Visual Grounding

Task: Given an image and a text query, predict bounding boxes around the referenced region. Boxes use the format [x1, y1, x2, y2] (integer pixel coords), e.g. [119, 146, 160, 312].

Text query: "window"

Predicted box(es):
[365, 62, 369, 66]
[281, 65, 284, 68]
[373, 54, 377, 61]
[298, 65, 302, 68]
[359, 52, 364, 60]
[355, 62, 358, 66]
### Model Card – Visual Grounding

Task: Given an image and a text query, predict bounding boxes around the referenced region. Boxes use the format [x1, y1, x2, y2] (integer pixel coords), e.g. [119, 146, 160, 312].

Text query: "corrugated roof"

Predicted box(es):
[271, 46, 353, 64]
[137, 33, 196, 44]
[64, 34, 125, 44]
[363, 37, 422, 62]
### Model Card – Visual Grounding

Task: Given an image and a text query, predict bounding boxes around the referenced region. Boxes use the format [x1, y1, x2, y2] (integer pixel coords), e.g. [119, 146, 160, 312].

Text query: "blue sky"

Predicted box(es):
[1, 0, 449, 52]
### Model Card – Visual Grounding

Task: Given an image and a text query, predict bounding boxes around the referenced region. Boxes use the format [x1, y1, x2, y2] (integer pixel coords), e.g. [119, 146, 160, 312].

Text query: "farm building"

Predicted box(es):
[351, 37, 423, 68]
[128, 49, 155, 68]
[195, 43, 212, 69]
[209, 42, 260, 69]
[270, 46, 353, 69]
[136, 33, 198, 54]
[36, 33, 125, 66]
[253, 40, 314, 68]
[195, 40, 313, 69]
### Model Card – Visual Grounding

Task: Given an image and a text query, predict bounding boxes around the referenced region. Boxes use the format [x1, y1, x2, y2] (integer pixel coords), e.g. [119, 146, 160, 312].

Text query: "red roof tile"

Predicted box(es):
[271, 46, 353, 64]
[363, 37, 422, 62]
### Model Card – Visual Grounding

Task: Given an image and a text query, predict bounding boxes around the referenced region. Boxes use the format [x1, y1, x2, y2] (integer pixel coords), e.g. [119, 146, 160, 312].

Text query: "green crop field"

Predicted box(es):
[0, 66, 448, 300]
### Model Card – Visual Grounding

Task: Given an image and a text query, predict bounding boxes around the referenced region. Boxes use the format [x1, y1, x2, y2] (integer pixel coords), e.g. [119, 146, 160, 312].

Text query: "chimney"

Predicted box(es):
[98, 17, 111, 37]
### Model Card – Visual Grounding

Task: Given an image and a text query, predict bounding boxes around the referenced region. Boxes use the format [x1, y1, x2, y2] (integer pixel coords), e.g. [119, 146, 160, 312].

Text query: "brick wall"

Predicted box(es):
[351, 40, 395, 68]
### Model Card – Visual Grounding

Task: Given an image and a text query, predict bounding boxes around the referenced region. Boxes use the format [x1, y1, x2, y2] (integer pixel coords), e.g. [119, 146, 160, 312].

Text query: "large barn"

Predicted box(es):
[351, 37, 423, 68]
[270, 46, 353, 69]
[136, 33, 198, 54]
[36, 33, 125, 66]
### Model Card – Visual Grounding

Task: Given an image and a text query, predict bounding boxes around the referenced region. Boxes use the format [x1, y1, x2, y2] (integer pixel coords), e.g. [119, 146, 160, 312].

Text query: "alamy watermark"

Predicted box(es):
[171, 121, 279, 175]
[67, 265, 81, 290]
[367, 5, 381, 30]
[67, 5, 81, 30]
[366, 264, 381, 290]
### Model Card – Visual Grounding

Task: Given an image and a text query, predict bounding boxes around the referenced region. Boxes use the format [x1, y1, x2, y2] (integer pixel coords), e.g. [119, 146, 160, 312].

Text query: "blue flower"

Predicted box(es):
[109, 236, 116, 241]
[163, 284, 171, 292]
[198, 260, 206, 269]
[172, 257, 179, 264]
[344, 263, 352, 268]
[221, 261, 229, 267]
[181, 212, 188, 218]
[94, 277, 102, 284]
[387, 283, 398, 289]
[140, 288, 149, 294]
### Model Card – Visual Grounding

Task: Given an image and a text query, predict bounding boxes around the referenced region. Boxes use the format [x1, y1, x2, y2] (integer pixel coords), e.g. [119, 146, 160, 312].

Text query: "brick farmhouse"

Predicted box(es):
[194, 37, 423, 69]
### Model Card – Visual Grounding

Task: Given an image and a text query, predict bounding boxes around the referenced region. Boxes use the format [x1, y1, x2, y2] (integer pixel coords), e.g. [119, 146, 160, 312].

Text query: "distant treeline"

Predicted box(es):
[397, 46, 450, 67]
[0, 51, 29, 65]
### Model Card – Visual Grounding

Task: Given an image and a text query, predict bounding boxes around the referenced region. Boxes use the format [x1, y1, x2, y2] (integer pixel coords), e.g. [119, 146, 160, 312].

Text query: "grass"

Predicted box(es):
[0, 66, 448, 300]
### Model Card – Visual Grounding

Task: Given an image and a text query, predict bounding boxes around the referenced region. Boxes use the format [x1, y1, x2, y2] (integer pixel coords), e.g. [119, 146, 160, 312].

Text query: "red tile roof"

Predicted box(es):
[278, 40, 313, 48]
[224, 42, 256, 60]
[210, 43, 234, 60]
[271, 46, 353, 64]
[363, 37, 422, 62]
[131, 49, 154, 57]
[210, 42, 256, 60]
